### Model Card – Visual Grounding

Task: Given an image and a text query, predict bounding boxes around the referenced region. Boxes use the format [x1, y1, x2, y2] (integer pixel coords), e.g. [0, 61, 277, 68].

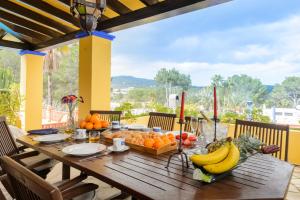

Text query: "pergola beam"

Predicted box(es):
[0, 10, 63, 38]
[0, 40, 30, 49]
[98, 0, 232, 32]
[139, 0, 159, 6]
[18, 0, 80, 28]
[0, 1, 75, 34]
[107, 0, 132, 15]
[0, 29, 6, 39]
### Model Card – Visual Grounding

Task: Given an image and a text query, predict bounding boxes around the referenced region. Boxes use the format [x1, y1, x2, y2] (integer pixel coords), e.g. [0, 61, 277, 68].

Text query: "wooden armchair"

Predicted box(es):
[0, 156, 98, 200]
[147, 112, 176, 131]
[90, 110, 122, 122]
[234, 119, 289, 161]
[0, 116, 53, 178]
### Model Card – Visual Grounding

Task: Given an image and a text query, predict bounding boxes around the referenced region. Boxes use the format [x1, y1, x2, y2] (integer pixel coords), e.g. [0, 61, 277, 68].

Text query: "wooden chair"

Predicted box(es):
[90, 110, 122, 122]
[147, 112, 176, 131]
[0, 156, 98, 200]
[184, 117, 203, 136]
[0, 116, 52, 178]
[234, 119, 289, 161]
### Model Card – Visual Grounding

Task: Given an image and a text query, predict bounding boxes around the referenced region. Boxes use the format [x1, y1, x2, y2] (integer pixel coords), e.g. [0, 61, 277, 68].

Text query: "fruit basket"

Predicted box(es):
[102, 130, 177, 155]
[78, 113, 110, 132]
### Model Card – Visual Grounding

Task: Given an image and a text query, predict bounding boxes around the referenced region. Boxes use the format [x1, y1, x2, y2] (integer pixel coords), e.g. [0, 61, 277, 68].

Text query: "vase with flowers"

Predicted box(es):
[61, 95, 84, 133]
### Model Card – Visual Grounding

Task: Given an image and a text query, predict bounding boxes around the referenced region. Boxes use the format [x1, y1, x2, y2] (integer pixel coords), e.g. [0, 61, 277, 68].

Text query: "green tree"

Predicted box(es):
[0, 67, 14, 89]
[154, 68, 191, 106]
[269, 77, 300, 107]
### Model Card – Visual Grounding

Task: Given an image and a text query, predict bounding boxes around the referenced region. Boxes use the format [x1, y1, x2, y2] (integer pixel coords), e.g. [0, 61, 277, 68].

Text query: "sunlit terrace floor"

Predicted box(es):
[1, 163, 300, 199]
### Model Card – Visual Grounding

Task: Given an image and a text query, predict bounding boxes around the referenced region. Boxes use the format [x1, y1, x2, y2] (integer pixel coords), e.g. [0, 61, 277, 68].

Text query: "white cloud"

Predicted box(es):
[112, 15, 300, 85]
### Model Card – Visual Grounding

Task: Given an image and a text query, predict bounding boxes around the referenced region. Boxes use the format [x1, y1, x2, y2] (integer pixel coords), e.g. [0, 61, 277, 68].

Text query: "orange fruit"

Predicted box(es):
[153, 138, 164, 149]
[94, 121, 102, 130]
[167, 133, 175, 140]
[79, 120, 87, 129]
[162, 137, 171, 145]
[85, 114, 91, 122]
[90, 114, 100, 124]
[85, 122, 94, 130]
[101, 120, 109, 128]
[144, 138, 155, 148]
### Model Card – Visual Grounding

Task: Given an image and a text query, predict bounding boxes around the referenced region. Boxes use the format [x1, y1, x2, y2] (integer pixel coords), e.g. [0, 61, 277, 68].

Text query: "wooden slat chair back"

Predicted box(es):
[234, 119, 289, 161]
[0, 116, 19, 157]
[148, 112, 176, 131]
[0, 156, 63, 200]
[184, 117, 203, 136]
[90, 110, 122, 122]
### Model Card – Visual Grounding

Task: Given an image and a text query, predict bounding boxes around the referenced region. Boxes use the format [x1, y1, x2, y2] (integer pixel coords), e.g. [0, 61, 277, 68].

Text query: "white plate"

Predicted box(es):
[34, 134, 70, 143]
[108, 145, 130, 152]
[62, 143, 106, 156]
[72, 135, 88, 140]
[128, 124, 146, 130]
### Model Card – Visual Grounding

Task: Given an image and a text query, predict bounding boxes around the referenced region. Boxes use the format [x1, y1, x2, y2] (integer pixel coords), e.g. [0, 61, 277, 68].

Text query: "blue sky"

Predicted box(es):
[111, 0, 300, 86]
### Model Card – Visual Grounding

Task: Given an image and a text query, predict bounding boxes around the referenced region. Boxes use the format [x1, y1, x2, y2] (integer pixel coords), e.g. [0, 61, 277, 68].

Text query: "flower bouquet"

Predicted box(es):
[61, 95, 83, 133]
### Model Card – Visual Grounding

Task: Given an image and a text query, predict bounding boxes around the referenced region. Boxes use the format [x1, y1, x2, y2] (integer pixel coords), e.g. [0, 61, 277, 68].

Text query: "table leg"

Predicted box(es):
[62, 163, 70, 180]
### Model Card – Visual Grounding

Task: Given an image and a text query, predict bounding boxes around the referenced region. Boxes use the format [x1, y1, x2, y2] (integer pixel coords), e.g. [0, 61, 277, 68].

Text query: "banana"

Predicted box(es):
[190, 142, 230, 166]
[203, 142, 240, 174]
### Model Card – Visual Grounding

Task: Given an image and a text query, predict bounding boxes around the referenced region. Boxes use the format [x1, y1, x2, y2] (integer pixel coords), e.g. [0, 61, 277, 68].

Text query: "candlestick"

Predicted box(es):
[213, 86, 217, 119]
[179, 91, 185, 121]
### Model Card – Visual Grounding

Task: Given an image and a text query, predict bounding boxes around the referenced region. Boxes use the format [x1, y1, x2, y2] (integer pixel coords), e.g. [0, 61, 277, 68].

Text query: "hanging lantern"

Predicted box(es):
[71, 0, 106, 33]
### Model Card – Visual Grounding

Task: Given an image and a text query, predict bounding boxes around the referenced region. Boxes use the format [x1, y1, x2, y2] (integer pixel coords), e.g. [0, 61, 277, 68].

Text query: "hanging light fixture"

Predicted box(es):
[71, 0, 106, 33]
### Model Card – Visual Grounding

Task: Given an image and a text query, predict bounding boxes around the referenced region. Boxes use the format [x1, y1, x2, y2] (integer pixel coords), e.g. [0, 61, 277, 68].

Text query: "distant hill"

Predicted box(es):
[112, 76, 156, 89]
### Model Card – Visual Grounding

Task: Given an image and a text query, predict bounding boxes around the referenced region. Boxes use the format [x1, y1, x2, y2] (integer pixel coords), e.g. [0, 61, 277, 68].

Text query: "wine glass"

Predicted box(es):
[190, 117, 198, 135]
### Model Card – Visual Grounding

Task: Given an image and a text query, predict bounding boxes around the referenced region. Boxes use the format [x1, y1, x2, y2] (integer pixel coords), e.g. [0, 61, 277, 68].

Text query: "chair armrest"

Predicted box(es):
[0, 174, 15, 198]
[26, 158, 51, 170]
[17, 145, 30, 152]
[61, 183, 98, 200]
[11, 150, 39, 160]
[57, 173, 88, 191]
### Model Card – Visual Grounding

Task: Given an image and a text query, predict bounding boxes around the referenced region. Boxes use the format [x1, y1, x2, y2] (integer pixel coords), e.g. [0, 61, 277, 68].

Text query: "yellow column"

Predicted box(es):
[78, 31, 115, 120]
[20, 50, 45, 131]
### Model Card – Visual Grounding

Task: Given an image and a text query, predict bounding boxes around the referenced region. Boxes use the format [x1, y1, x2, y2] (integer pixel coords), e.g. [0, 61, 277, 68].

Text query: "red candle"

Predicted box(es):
[180, 91, 185, 121]
[213, 86, 217, 119]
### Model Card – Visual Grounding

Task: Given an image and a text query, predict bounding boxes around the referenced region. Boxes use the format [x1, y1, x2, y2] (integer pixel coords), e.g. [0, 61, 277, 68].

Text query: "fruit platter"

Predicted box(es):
[78, 113, 110, 131]
[189, 135, 280, 183]
[102, 131, 177, 155]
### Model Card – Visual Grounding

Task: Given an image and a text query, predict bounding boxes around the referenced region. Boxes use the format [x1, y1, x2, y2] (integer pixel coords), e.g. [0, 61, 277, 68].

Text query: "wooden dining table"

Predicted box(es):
[17, 134, 294, 200]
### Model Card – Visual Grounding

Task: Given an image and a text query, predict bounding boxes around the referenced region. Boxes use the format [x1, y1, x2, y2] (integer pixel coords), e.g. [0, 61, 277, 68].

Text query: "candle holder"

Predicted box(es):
[166, 119, 189, 171]
[213, 117, 220, 141]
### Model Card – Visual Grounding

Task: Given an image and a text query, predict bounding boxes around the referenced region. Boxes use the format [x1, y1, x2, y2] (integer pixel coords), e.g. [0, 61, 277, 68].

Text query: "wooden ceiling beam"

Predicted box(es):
[0, 29, 6, 39]
[98, 0, 232, 32]
[18, 0, 80, 27]
[0, 1, 75, 33]
[0, 40, 31, 50]
[139, 0, 159, 6]
[0, 10, 63, 38]
[107, 0, 132, 15]
[0, 19, 50, 42]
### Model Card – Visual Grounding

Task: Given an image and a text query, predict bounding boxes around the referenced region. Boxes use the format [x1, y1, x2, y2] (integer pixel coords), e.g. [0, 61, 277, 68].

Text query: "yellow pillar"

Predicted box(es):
[20, 50, 45, 131]
[78, 31, 115, 120]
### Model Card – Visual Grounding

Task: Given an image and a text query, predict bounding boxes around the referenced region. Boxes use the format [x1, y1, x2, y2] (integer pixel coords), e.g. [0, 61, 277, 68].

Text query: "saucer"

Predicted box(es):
[108, 145, 130, 152]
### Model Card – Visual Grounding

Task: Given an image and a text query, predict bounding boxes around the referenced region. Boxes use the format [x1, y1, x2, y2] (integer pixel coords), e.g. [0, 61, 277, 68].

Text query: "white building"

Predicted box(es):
[263, 108, 300, 125]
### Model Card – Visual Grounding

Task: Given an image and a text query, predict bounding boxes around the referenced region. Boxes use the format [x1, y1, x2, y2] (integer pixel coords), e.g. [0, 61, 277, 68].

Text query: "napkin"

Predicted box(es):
[28, 128, 59, 135]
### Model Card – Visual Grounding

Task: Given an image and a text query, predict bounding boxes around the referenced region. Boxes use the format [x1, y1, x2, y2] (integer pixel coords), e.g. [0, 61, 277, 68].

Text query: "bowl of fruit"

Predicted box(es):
[79, 113, 109, 132]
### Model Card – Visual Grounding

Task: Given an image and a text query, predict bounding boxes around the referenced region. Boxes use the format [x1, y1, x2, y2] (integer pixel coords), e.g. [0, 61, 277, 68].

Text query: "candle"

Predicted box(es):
[179, 91, 185, 121]
[213, 86, 217, 119]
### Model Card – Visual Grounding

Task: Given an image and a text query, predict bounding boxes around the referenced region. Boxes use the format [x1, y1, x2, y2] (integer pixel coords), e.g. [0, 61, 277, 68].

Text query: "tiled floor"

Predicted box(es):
[287, 165, 300, 200]
[1, 164, 300, 199]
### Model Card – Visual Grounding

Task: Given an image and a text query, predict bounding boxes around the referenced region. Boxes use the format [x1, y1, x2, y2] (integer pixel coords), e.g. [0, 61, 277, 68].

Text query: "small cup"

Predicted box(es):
[75, 129, 86, 139]
[112, 121, 120, 129]
[153, 127, 161, 133]
[113, 138, 125, 151]
[89, 131, 100, 143]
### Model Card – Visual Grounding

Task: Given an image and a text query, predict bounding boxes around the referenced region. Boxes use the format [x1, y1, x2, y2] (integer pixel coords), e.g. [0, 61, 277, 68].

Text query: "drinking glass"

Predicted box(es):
[89, 131, 100, 143]
[190, 117, 198, 134]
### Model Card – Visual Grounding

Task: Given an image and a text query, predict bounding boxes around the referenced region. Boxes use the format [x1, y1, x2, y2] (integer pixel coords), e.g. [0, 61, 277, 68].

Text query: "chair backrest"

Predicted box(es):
[234, 119, 289, 161]
[147, 112, 176, 131]
[0, 156, 63, 200]
[0, 116, 19, 157]
[184, 117, 203, 136]
[90, 110, 122, 122]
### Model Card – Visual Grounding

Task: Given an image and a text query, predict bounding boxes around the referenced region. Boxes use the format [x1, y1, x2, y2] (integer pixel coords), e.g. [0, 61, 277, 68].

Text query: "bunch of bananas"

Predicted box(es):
[190, 140, 240, 174]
